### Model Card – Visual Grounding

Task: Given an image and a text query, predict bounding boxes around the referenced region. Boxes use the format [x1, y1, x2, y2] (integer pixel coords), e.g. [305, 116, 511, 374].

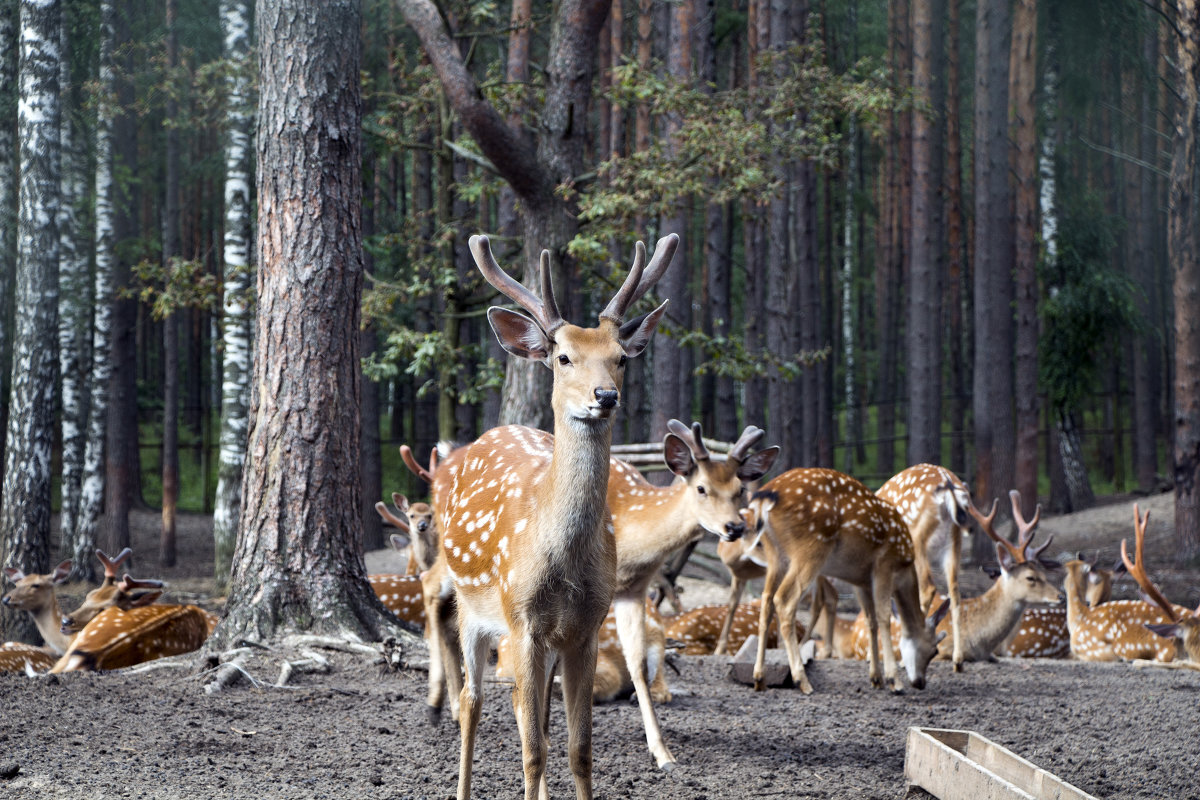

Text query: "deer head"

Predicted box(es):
[60, 549, 163, 635]
[2, 560, 72, 612]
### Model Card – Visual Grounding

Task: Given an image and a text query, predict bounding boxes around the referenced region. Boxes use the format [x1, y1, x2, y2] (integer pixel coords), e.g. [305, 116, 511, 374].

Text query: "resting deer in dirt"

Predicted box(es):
[876, 464, 972, 670]
[3, 560, 75, 655]
[1118, 505, 1200, 668]
[432, 233, 674, 800]
[1001, 555, 1121, 658]
[60, 548, 164, 635]
[376, 487, 438, 576]
[666, 599, 803, 656]
[744, 469, 944, 694]
[1063, 506, 1190, 662]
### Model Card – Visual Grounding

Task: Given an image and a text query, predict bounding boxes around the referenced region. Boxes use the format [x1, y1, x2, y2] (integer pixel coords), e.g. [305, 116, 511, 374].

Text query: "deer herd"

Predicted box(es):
[3, 234, 1199, 800]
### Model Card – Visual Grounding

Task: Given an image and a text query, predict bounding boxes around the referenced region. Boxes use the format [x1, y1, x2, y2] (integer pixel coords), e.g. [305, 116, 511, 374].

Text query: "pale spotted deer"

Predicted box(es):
[1001, 556, 1120, 658]
[375, 489, 437, 576]
[2, 560, 75, 655]
[666, 599, 804, 656]
[1119, 505, 1200, 667]
[712, 531, 768, 656]
[435, 233, 674, 800]
[1063, 506, 1188, 662]
[876, 464, 971, 670]
[744, 469, 944, 694]
[0, 642, 57, 672]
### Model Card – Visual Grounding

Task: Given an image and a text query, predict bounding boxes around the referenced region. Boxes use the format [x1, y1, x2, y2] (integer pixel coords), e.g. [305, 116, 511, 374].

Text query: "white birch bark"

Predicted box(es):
[74, 0, 115, 583]
[56, 1, 89, 556]
[213, 0, 253, 590]
[0, 1, 18, 465]
[1, 0, 61, 645]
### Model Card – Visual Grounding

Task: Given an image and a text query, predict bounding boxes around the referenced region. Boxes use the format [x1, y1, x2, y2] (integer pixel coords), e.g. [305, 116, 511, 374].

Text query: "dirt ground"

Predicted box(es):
[2, 491, 1198, 799]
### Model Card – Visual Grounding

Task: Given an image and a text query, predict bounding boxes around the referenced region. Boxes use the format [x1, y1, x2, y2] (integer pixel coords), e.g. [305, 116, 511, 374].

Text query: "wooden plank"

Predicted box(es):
[904, 728, 1098, 800]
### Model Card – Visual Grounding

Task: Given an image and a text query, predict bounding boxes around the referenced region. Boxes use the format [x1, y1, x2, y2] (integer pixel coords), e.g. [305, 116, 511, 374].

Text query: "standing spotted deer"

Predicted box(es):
[434, 233, 675, 800]
[744, 469, 944, 694]
[875, 465, 971, 670]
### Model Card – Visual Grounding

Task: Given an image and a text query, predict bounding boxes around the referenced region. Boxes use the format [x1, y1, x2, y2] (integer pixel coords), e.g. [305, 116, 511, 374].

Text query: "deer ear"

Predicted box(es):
[389, 533, 410, 552]
[3, 567, 23, 583]
[488, 307, 552, 363]
[980, 564, 1002, 580]
[130, 591, 163, 607]
[618, 300, 669, 358]
[737, 446, 780, 482]
[662, 433, 696, 477]
[52, 561, 73, 584]
[392, 493, 410, 514]
[1145, 622, 1180, 640]
[996, 543, 1016, 573]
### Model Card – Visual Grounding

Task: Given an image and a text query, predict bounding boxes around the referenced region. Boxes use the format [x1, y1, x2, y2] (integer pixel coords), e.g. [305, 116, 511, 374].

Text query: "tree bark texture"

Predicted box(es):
[0, 0, 15, 471]
[160, 0, 181, 568]
[944, 0, 967, 475]
[1, 0, 60, 645]
[212, 0, 253, 591]
[1010, 0, 1038, 515]
[972, 0, 1015, 561]
[1170, 0, 1200, 559]
[217, 0, 397, 646]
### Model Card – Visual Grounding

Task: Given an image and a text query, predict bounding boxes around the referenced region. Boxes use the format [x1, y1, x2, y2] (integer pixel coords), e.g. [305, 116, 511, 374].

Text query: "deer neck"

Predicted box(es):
[30, 593, 72, 655]
[539, 418, 614, 555]
[963, 577, 1029, 651]
[1063, 568, 1090, 629]
[891, 566, 927, 641]
[611, 482, 696, 581]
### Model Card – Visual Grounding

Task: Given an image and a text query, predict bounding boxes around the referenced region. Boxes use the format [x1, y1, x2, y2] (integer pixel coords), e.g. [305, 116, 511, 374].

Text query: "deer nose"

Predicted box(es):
[725, 520, 746, 540]
[416, 520, 429, 532]
[595, 388, 619, 409]
[1, 596, 9, 607]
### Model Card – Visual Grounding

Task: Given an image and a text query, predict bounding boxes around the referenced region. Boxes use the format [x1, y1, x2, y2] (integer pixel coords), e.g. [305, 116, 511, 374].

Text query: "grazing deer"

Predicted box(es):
[1119, 505, 1200, 666]
[744, 469, 944, 694]
[665, 599, 803, 656]
[1063, 507, 1187, 662]
[435, 233, 674, 800]
[2, 560, 75, 654]
[876, 465, 972, 670]
[376, 489, 438, 576]
[1001, 556, 1121, 658]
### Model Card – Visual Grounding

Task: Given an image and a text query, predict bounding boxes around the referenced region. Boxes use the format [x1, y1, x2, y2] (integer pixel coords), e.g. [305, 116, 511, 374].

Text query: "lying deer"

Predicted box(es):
[1000, 555, 1120, 658]
[665, 599, 803, 656]
[744, 468, 944, 694]
[3, 560, 75, 656]
[876, 464, 972, 670]
[1119, 505, 1200, 667]
[60, 548, 162, 635]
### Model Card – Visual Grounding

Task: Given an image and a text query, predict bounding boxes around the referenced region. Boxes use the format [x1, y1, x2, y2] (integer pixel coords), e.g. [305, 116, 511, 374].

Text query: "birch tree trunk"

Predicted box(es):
[75, 0, 116, 584]
[1, 0, 60, 645]
[215, 0, 405, 646]
[212, 0, 253, 591]
[0, 0, 17, 473]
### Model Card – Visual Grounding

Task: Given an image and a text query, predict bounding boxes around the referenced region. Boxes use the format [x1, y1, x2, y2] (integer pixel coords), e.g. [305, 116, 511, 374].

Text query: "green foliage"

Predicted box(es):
[1039, 194, 1142, 413]
[127, 257, 221, 319]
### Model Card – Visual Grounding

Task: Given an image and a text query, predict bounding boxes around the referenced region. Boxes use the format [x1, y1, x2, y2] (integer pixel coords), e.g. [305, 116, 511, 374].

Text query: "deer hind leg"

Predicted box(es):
[455, 625, 490, 800]
[713, 575, 747, 656]
[752, 560, 781, 692]
[943, 530, 964, 672]
[426, 589, 462, 724]
[560, 636, 600, 800]
[773, 559, 820, 694]
[852, 584, 884, 689]
[614, 596, 675, 769]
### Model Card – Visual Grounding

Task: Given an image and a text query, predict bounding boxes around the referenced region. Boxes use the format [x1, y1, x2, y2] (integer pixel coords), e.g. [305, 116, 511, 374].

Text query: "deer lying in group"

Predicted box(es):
[1000, 554, 1120, 658]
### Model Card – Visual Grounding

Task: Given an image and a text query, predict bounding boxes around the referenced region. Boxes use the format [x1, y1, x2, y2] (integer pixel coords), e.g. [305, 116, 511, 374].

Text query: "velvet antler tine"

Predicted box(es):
[665, 419, 710, 461]
[538, 249, 564, 331]
[470, 234, 563, 334]
[400, 445, 434, 484]
[1121, 504, 1179, 622]
[599, 241, 648, 323]
[690, 422, 711, 460]
[628, 234, 679, 306]
[728, 426, 766, 464]
[1008, 490, 1041, 554]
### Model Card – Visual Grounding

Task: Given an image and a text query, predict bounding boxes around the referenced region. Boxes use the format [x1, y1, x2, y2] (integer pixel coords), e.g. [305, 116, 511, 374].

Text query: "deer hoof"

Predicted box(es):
[658, 760, 677, 773]
[425, 704, 442, 727]
[953, 661, 964, 673]
[798, 679, 814, 696]
[753, 677, 766, 692]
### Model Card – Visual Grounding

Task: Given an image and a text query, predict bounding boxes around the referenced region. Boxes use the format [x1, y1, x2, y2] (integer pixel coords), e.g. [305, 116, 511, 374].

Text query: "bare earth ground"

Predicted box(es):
[2, 491, 1198, 799]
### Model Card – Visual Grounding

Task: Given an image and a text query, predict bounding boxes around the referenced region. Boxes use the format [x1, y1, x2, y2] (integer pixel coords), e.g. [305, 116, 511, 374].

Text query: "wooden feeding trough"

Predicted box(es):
[904, 727, 1098, 800]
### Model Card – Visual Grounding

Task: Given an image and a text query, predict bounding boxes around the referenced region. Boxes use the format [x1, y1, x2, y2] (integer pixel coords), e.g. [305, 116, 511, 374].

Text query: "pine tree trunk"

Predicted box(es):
[945, 0, 967, 475]
[57, 2, 90, 555]
[0, 0, 15, 470]
[1132, 21, 1160, 494]
[75, 0, 116, 585]
[159, 0, 181, 569]
[212, 0, 253, 592]
[1010, 0, 1039, 512]
[1, 0, 60, 645]
[1169, 0, 1200, 559]
[216, 0, 402, 647]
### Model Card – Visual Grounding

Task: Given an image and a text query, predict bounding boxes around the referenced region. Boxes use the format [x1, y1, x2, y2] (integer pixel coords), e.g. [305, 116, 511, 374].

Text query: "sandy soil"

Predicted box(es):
[2, 491, 1198, 799]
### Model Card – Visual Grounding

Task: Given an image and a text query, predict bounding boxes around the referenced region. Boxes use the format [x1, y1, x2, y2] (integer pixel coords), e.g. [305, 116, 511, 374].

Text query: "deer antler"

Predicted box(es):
[666, 419, 711, 461]
[969, 497, 1025, 565]
[470, 235, 565, 335]
[95, 548, 133, 583]
[1121, 504, 1179, 623]
[375, 497, 412, 533]
[399, 445, 436, 485]
[599, 234, 679, 323]
[1009, 490, 1046, 560]
[728, 426, 766, 464]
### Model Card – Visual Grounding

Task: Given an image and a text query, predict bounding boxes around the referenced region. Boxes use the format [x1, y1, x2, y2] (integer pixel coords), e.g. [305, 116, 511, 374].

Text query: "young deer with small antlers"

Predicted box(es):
[60, 548, 165, 635]
[1001, 556, 1120, 658]
[744, 469, 944, 694]
[876, 464, 972, 670]
[1063, 506, 1188, 662]
[1119, 505, 1200, 667]
[435, 233, 674, 800]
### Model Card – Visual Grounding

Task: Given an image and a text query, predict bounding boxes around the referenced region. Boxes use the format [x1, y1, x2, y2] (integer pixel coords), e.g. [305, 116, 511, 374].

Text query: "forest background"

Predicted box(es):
[2, 0, 1200, 646]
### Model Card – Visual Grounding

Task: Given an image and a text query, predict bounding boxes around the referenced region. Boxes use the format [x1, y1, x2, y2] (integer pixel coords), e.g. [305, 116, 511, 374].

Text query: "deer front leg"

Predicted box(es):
[713, 575, 747, 656]
[508, 631, 549, 800]
[614, 596, 675, 769]
[944, 530, 964, 672]
[455, 627, 490, 800]
[871, 570, 903, 693]
[774, 560, 816, 694]
[560, 636, 600, 800]
[853, 585, 883, 689]
[752, 562, 781, 691]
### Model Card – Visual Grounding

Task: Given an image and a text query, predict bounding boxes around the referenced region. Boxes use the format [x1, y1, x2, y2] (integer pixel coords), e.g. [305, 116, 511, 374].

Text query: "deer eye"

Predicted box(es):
[558, 354, 571, 366]
[618, 354, 627, 368]
[697, 485, 707, 497]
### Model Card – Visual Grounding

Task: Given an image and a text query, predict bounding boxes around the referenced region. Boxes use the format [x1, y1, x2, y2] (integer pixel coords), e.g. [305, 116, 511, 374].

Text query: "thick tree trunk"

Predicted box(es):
[76, 0, 115, 585]
[0, 1, 15, 471]
[212, 0, 253, 592]
[945, 0, 967, 475]
[1132, 23, 1160, 494]
[1169, 0, 1200, 559]
[57, 1, 90, 557]
[215, 0, 400, 647]
[1, 0, 60, 645]
[1010, 0, 1039, 513]
[972, 0, 1015, 561]
[159, 0, 181, 569]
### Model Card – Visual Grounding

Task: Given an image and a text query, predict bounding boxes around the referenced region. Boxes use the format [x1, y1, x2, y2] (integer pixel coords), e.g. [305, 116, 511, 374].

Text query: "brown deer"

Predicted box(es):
[60, 548, 163, 635]
[375, 489, 438, 576]
[2, 560, 74, 654]
[1001, 556, 1121, 658]
[665, 599, 803, 656]
[744, 468, 944, 694]
[434, 233, 674, 800]
[1119, 505, 1200, 667]
[1063, 506, 1187, 662]
[711, 530, 768, 656]
[875, 464, 972, 670]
